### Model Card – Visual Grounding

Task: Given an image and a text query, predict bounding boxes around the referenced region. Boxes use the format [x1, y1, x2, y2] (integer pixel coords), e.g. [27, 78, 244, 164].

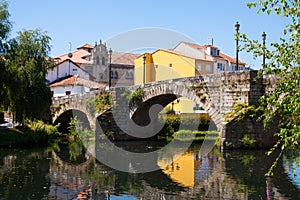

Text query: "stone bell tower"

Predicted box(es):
[92, 40, 109, 83]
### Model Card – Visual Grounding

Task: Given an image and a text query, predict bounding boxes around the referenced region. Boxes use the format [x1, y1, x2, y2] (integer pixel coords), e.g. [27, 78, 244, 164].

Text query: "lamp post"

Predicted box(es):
[108, 48, 112, 88]
[235, 21, 240, 71]
[143, 54, 146, 85]
[262, 32, 267, 69]
[171, 99, 180, 113]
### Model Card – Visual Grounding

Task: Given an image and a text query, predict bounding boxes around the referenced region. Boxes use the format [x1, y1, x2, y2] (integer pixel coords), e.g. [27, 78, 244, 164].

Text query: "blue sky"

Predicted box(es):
[8, 0, 289, 69]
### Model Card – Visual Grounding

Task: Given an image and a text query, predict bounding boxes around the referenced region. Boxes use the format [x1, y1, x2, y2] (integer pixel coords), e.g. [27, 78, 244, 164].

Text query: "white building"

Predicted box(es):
[46, 59, 92, 84]
[173, 41, 246, 73]
[49, 75, 104, 97]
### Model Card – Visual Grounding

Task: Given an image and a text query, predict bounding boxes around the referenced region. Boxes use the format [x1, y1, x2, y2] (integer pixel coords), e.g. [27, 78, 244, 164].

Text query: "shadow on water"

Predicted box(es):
[0, 142, 299, 199]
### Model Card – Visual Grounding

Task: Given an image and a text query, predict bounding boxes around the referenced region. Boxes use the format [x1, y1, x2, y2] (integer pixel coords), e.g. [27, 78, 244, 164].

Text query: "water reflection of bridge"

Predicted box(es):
[47, 147, 300, 199]
[48, 151, 96, 199]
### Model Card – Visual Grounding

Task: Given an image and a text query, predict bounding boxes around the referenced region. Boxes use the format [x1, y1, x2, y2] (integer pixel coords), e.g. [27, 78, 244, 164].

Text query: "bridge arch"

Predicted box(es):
[129, 77, 224, 132]
[53, 109, 91, 133]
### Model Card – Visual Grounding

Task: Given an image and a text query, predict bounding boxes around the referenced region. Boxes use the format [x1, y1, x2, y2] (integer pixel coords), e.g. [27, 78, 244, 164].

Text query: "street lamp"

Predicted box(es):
[235, 21, 240, 71]
[171, 99, 180, 113]
[143, 54, 146, 85]
[108, 48, 112, 88]
[262, 32, 267, 69]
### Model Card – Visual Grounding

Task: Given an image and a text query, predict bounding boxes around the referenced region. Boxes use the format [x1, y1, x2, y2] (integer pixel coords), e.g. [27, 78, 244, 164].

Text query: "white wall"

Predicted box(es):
[51, 85, 90, 97]
[46, 61, 90, 83]
[173, 43, 206, 60]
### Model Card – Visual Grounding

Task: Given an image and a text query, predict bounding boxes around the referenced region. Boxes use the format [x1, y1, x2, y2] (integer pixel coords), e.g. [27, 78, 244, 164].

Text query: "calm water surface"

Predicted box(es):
[0, 141, 299, 200]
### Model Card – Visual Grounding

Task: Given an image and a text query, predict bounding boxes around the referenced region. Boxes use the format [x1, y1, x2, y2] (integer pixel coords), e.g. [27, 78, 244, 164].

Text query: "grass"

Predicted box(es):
[160, 130, 219, 142]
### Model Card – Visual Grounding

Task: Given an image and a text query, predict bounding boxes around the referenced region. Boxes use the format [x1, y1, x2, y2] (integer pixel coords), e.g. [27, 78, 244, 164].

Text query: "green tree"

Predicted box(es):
[6, 29, 53, 123]
[242, 0, 300, 175]
[0, 0, 11, 110]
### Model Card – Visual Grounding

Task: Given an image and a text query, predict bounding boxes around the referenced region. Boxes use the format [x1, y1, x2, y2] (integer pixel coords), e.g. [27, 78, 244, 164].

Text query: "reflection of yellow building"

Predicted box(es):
[134, 49, 213, 113]
[157, 152, 195, 188]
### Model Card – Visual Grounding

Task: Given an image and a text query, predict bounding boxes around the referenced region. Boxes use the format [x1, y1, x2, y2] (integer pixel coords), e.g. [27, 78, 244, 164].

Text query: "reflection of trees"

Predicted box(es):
[224, 150, 300, 200]
[0, 148, 50, 200]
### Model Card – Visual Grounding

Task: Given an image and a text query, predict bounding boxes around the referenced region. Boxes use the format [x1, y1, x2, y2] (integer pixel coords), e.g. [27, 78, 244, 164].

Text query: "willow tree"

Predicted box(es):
[0, 0, 11, 111]
[6, 29, 53, 123]
[242, 0, 300, 175]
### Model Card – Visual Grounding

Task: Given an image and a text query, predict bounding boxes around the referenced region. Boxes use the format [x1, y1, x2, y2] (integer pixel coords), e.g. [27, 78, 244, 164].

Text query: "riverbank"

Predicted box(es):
[0, 121, 60, 147]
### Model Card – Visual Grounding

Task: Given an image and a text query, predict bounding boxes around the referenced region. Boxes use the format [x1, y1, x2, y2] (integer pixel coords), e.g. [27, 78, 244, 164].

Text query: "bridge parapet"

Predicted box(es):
[52, 89, 102, 128]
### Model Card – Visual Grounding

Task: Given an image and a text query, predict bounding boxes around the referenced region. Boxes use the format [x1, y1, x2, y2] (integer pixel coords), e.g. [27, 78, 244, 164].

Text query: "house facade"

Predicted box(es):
[134, 49, 214, 114]
[46, 59, 92, 84]
[49, 75, 104, 97]
[173, 42, 246, 73]
[134, 49, 214, 85]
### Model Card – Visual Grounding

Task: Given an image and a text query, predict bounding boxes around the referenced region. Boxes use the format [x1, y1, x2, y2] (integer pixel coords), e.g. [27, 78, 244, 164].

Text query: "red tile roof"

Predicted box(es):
[77, 43, 94, 50]
[111, 52, 138, 65]
[54, 49, 92, 65]
[49, 75, 104, 88]
[54, 43, 137, 66]
[179, 41, 245, 65]
[219, 52, 245, 65]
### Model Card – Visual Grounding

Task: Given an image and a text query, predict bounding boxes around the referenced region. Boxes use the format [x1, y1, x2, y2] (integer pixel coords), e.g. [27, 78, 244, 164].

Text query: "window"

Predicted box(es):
[65, 91, 71, 95]
[130, 72, 133, 80]
[102, 57, 105, 65]
[125, 71, 133, 80]
[206, 64, 211, 72]
[217, 63, 225, 71]
[125, 72, 129, 79]
[96, 56, 99, 65]
[169, 63, 172, 67]
[114, 71, 118, 79]
[197, 64, 202, 71]
[111, 71, 118, 79]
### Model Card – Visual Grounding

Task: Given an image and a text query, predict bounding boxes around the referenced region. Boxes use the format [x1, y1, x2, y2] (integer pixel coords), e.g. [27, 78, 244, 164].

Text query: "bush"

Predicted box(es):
[0, 120, 61, 147]
[156, 114, 214, 140]
[240, 135, 256, 148]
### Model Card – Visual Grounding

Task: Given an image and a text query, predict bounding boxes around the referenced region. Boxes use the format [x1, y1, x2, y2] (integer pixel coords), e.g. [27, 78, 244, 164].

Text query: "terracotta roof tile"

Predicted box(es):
[181, 41, 245, 65]
[219, 52, 245, 65]
[54, 49, 92, 65]
[49, 75, 104, 88]
[77, 43, 94, 50]
[111, 52, 138, 65]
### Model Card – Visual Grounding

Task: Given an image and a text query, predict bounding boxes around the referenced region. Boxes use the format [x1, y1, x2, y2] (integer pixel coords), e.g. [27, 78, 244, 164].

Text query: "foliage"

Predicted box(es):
[240, 135, 257, 148]
[242, 0, 300, 175]
[156, 114, 213, 140]
[0, 0, 11, 110]
[128, 88, 144, 109]
[0, 120, 61, 147]
[174, 129, 219, 142]
[225, 103, 259, 122]
[5, 29, 53, 123]
[95, 92, 112, 113]
[85, 93, 112, 115]
[68, 116, 93, 139]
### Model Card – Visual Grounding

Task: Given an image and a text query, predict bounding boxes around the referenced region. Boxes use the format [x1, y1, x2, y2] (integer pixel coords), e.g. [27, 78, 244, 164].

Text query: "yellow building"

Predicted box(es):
[134, 49, 213, 85]
[134, 49, 213, 113]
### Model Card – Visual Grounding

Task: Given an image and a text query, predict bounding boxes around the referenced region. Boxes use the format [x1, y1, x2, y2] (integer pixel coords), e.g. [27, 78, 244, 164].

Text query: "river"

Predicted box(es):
[0, 141, 299, 200]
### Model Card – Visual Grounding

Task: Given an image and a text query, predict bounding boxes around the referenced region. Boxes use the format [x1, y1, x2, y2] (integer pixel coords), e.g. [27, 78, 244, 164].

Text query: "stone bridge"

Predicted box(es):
[51, 70, 277, 149]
